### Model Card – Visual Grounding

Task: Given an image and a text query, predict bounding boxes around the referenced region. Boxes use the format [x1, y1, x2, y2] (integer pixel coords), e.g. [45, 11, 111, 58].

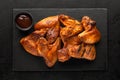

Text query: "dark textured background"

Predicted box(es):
[0, 0, 120, 80]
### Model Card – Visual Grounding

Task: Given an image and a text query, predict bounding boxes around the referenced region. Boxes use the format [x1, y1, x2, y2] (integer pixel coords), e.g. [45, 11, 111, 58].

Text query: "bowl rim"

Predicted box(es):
[15, 12, 33, 31]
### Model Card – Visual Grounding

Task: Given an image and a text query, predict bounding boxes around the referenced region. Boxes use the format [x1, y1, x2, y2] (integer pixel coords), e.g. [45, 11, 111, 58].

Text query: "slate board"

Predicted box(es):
[13, 8, 107, 71]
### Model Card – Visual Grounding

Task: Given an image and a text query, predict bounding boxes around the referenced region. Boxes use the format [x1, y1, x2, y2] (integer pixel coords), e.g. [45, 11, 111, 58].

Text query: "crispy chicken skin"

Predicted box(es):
[36, 37, 49, 56]
[46, 22, 60, 44]
[78, 16, 101, 44]
[67, 43, 84, 59]
[20, 14, 101, 67]
[81, 44, 96, 60]
[59, 14, 81, 27]
[20, 30, 46, 56]
[44, 37, 61, 67]
[57, 48, 70, 62]
[59, 14, 83, 38]
[34, 16, 59, 30]
[59, 14, 83, 48]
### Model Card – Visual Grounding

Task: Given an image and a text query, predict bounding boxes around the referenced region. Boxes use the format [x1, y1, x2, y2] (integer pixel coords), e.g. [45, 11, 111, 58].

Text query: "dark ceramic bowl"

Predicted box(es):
[15, 12, 33, 31]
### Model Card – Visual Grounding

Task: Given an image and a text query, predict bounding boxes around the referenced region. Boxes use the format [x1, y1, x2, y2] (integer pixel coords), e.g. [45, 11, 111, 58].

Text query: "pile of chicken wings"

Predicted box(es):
[20, 14, 101, 67]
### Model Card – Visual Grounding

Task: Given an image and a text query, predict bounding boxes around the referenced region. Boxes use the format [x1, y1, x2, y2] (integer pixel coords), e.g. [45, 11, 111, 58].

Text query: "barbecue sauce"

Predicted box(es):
[15, 13, 32, 28]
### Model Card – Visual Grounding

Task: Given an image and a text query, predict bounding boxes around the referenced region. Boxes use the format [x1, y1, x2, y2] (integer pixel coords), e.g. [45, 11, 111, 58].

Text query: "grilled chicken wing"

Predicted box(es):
[81, 44, 96, 60]
[67, 43, 96, 60]
[46, 22, 60, 44]
[36, 37, 49, 56]
[20, 30, 46, 56]
[59, 14, 83, 48]
[67, 43, 84, 59]
[78, 16, 101, 44]
[57, 48, 70, 62]
[34, 15, 59, 30]
[59, 14, 80, 27]
[59, 14, 83, 38]
[59, 15, 84, 60]
[44, 37, 61, 67]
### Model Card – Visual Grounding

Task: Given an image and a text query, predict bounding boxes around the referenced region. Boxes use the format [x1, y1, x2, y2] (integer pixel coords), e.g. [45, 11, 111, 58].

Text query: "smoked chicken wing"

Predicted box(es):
[34, 15, 59, 30]
[81, 44, 96, 60]
[44, 37, 61, 67]
[59, 14, 80, 27]
[78, 16, 101, 44]
[46, 22, 60, 44]
[20, 30, 47, 56]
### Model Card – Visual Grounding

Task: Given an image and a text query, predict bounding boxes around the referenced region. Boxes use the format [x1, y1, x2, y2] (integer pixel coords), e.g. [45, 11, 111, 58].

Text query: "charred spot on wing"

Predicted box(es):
[89, 20, 96, 27]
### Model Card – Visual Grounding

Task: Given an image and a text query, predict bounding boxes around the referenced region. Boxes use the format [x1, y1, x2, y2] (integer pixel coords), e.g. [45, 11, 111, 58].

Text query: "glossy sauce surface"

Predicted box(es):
[15, 13, 32, 28]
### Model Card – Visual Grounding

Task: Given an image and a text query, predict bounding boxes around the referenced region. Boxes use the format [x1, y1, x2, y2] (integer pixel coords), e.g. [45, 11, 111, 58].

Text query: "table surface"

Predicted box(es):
[0, 0, 120, 80]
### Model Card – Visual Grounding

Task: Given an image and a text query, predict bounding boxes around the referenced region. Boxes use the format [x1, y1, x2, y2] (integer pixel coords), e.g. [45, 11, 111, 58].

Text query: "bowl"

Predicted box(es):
[15, 12, 33, 31]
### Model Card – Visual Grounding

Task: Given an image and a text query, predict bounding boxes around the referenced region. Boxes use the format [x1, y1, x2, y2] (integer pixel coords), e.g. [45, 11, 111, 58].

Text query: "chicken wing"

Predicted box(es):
[59, 15, 83, 48]
[59, 15, 84, 60]
[36, 37, 49, 56]
[78, 16, 101, 44]
[67, 43, 84, 59]
[68, 43, 96, 60]
[34, 15, 59, 30]
[59, 14, 81, 27]
[81, 44, 96, 60]
[46, 22, 60, 44]
[57, 48, 70, 62]
[20, 30, 47, 56]
[59, 14, 83, 38]
[44, 37, 61, 67]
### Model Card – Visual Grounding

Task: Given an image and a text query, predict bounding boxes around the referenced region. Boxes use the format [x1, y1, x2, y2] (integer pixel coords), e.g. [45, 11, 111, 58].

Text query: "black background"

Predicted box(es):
[0, 0, 120, 80]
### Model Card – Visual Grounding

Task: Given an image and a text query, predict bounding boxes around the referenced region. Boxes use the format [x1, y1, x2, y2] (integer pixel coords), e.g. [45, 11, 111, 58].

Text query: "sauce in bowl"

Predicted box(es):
[15, 12, 33, 31]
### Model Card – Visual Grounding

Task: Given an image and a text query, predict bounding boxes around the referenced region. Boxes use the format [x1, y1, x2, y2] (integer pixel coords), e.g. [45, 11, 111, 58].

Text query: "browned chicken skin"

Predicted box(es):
[20, 14, 101, 67]
[59, 14, 81, 27]
[82, 44, 96, 60]
[44, 37, 61, 67]
[57, 48, 70, 62]
[59, 14, 83, 38]
[78, 16, 101, 44]
[34, 16, 59, 30]
[20, 30, 46, 56]
[46, 22, 60, 44]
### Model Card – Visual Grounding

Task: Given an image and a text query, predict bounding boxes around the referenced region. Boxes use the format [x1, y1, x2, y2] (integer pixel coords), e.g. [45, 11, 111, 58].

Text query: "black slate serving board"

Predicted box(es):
[13, 8, 107, 71]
